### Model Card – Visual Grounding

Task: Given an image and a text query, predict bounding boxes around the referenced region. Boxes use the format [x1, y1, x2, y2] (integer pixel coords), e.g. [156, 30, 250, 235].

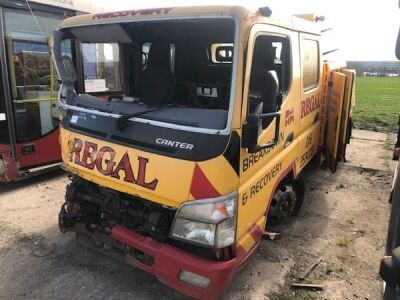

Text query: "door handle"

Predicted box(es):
[285, 132, 294, 148]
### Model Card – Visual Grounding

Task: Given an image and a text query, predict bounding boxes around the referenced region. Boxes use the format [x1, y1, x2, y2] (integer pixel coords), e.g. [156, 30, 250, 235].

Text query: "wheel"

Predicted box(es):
[267, 178, 305, 229]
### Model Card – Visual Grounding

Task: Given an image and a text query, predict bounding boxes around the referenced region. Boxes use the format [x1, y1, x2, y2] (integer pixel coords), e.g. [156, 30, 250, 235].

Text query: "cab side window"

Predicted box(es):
[248, 35, 291, 115]
[301, 39, 319, 90]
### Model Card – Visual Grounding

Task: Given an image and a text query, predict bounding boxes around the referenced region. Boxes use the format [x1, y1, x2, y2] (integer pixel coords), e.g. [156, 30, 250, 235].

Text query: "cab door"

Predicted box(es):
[237, 24, 300, 246]
[297, 33, 323, 173]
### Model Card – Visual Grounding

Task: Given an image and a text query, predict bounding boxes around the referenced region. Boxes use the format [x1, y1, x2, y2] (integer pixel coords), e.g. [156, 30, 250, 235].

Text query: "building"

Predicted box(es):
[346, 61, 400, 76]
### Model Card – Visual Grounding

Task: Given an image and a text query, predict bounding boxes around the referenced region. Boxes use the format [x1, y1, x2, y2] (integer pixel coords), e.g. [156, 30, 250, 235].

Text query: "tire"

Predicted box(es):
[267, 177, 305, 230]
[293, 177, 305, 215]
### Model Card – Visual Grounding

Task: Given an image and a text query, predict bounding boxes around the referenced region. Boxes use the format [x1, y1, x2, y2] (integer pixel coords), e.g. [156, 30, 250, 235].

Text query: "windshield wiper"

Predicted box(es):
[116, 104, 177, 131]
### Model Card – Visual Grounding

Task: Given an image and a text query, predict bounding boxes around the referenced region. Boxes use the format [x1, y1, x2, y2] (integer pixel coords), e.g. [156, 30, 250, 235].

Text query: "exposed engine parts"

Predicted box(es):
[59, 176, 229, 261]
[59, 176, 174, 242]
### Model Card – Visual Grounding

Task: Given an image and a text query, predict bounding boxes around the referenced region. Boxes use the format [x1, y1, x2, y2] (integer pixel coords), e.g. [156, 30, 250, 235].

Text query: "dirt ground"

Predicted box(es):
[0, 129, 396, 300]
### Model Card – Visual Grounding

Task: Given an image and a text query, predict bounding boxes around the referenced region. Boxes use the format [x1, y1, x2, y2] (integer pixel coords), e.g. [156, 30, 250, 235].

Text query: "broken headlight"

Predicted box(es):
[170, 192, 237, 248]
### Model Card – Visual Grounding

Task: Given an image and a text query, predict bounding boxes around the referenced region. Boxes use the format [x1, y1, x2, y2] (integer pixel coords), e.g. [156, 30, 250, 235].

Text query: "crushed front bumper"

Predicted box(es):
[74, 224, 238, 299]
[111, 225, 237, 299]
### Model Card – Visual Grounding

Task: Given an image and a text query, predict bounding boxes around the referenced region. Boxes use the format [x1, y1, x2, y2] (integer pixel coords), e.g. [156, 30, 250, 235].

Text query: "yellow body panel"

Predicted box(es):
[60, 127, 239, 208]
[196, 156, 239, 197]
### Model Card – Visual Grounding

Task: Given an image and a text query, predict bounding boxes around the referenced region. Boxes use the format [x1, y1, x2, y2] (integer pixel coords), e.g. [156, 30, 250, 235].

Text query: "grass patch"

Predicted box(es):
[352, 76, 400, 133]
[337, 254, 349, 263]
[268, 274, 320, 300]
[326, 264, 334, 275]
[384, 138, 394, 151]
[0, 222, 8, 232]
[336, 238, 348, 247]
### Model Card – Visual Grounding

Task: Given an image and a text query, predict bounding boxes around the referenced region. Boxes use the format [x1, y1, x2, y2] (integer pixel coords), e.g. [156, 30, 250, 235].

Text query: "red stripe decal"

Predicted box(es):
[235, 244, 247, 262]
[190, 164, 221, 199]
[248, 223, 263, 242]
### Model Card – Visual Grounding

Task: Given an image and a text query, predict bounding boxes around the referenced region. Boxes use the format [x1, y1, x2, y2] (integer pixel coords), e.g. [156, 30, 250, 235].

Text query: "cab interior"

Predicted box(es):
[62, 17, 290, 130]
[68, 18, 236, 112]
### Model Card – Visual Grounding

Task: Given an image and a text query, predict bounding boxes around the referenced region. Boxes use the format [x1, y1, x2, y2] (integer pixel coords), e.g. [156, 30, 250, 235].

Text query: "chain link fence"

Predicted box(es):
[347, 61, 400, 133]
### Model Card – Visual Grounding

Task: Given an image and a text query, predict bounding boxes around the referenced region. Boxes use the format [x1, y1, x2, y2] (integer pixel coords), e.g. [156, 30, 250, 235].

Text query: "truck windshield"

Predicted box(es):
[63, 18, 236, 132]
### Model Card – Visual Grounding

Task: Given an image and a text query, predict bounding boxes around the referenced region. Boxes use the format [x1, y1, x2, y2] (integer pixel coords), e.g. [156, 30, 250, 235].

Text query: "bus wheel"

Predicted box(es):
[267, 178, 304, 229]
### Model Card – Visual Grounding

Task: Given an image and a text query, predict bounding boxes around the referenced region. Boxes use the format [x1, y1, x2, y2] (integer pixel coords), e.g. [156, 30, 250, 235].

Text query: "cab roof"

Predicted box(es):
[57, 5, 321, 36]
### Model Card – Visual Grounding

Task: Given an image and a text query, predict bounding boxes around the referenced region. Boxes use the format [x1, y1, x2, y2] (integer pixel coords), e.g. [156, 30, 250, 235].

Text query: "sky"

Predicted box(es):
[99, 0, 400, 61]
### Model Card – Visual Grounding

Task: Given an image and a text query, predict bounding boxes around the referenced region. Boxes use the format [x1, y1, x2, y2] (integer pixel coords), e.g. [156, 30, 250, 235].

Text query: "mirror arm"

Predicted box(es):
[258, 111, 281, 119]
[248, 111, 281, 153]
[53, 30, 67, 82]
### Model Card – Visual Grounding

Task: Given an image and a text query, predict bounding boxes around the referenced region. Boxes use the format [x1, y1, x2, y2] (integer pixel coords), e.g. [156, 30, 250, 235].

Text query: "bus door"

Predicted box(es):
[0, 58, 10, 145]
[0, 5, 18, 181]
[2, 4, 72, 170]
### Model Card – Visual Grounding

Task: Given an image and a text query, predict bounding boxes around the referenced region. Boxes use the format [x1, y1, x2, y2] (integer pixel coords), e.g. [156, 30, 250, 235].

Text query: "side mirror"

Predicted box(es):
[61, 56, 77, 84]
[242, 111, 281, 153]
[53, 30, 75, 84]
[241, 114, 260, 151]
[242, 70, 282, 153]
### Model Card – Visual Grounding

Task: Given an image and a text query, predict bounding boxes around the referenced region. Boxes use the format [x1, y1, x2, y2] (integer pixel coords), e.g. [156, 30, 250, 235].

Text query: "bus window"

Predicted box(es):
[82, 43, 122, 93]
[3, 8, 67, 142]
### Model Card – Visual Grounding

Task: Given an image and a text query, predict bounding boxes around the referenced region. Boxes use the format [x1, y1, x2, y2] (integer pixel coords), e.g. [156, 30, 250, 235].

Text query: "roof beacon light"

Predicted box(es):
[259, 6, 272, 17]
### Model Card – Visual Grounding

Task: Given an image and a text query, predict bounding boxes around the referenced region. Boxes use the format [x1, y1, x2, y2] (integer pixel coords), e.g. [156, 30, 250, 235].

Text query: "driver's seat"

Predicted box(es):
[136, 43, 175, 106]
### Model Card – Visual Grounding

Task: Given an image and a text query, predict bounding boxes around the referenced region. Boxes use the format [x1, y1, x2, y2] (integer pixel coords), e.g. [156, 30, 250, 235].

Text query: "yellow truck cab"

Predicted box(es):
[53, 5, 355, 299]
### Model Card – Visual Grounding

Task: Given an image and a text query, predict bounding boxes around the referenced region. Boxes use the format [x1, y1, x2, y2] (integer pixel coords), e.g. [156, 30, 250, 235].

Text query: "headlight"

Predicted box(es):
[170, 192, 237, 248]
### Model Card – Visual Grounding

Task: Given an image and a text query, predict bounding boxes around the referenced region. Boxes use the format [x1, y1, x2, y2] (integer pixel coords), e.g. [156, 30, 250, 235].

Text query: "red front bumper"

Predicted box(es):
[111, 225, 237, 299]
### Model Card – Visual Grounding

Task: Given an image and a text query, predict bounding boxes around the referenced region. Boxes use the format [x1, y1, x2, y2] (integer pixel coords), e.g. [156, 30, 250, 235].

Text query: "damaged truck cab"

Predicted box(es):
[54, 6, 355, 299]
